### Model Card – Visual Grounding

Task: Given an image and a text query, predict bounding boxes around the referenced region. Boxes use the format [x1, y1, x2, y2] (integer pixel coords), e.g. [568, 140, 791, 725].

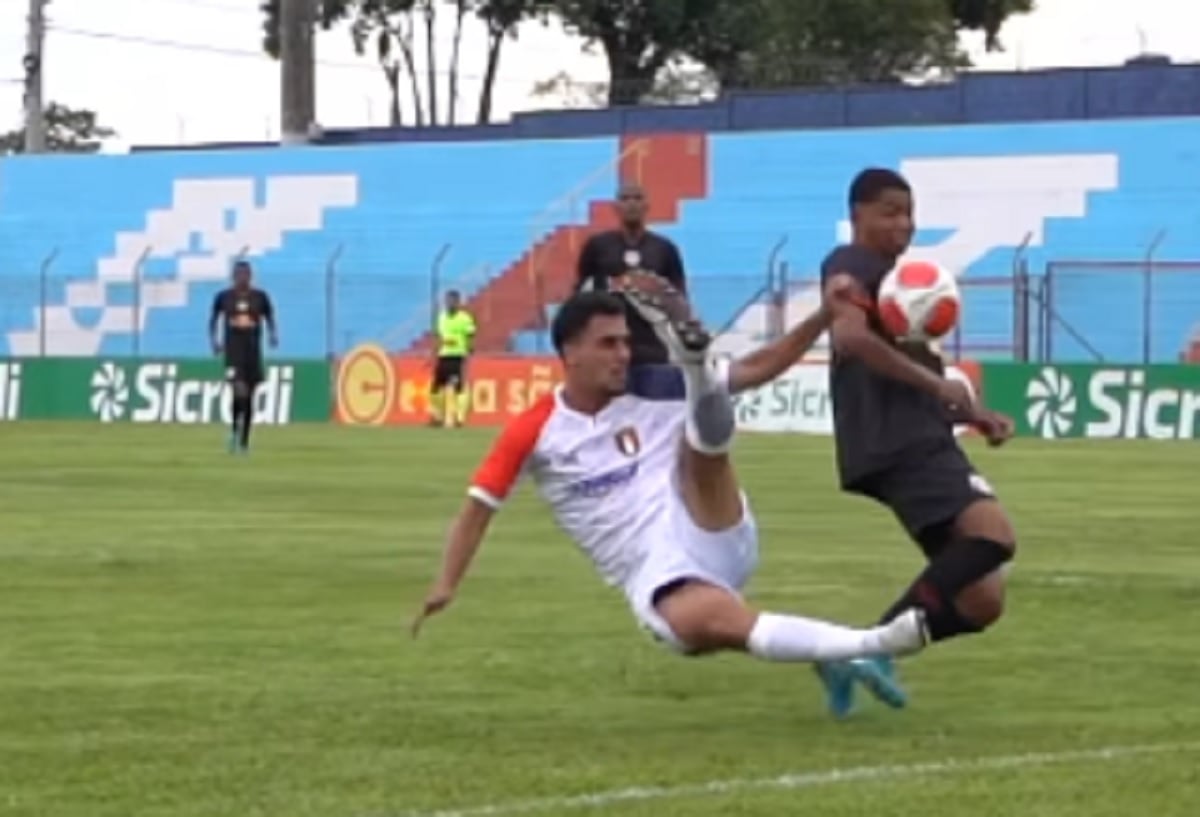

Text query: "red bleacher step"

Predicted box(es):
[409, 133, 709, 354]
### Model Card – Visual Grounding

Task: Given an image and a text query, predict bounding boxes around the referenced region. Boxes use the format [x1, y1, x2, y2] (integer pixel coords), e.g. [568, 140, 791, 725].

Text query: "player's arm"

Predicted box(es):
[664, 241, 688, 295]
[412, 407, 542, 636]
[575, 236, 599, 292]
[463, 312, 477, 355]
[824, 274, 965, 405]
[415, 495, 498, 630]
[208, 293, 224, 352]
[262, 292, 279, 347]
[727, 305, 830, 393]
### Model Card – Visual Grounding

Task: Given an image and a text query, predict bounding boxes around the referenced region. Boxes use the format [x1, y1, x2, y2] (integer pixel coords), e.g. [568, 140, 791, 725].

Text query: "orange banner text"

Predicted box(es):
[335, 345, 562, 426]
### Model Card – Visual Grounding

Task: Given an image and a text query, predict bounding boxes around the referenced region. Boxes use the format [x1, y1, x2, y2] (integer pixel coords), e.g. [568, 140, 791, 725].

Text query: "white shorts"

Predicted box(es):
[623, 492, 759, 653]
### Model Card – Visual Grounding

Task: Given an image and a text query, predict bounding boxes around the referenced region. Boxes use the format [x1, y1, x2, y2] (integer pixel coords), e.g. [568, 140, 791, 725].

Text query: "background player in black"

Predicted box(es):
[209, 261, 277, 453]
[815, 168, 1017, 716]
[575, 181, 687, 366]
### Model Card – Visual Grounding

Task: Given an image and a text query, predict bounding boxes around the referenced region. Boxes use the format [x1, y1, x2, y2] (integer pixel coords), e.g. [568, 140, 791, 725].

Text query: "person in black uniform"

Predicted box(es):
[814, 168, 1017, 717]
[575, 181, 687, 367]
[209, 260, 278, 453]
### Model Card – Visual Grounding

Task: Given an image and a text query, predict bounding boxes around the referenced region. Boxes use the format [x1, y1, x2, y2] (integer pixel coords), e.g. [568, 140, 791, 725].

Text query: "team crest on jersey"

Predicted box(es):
[614, 427, 640, 457]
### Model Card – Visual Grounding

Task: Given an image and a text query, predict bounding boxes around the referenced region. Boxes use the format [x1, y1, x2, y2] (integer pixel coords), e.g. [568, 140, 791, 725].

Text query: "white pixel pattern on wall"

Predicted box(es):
[7, 174, 360, 356]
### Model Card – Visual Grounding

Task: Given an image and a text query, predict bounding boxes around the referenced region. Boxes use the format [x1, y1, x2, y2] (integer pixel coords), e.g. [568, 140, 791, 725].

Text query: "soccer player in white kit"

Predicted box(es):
[412, 278, 929, 664]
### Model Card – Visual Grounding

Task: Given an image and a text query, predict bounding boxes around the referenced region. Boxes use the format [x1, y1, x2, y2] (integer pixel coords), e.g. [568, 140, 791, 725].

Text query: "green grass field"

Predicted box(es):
[2, 423, 1198, 817]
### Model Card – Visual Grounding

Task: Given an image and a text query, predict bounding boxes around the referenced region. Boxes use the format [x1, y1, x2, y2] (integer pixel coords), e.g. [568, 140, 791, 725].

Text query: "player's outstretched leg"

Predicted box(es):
[620, 281, 930, 665]
[618, 279, 738, 531]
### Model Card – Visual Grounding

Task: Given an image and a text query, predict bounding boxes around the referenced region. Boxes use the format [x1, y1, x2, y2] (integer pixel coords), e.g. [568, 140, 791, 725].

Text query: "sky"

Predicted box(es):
[0, 0, 1198, 151]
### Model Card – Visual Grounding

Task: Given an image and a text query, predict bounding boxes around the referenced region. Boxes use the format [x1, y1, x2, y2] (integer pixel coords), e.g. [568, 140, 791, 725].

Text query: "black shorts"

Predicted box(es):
[225, 351, 264, 387]
[852, 442, 997, 556]
[432, 356, 465, 390]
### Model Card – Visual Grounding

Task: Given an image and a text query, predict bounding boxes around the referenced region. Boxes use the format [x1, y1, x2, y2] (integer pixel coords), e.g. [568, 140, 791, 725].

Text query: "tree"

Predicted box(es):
[0, 103, 116, 155]
[476, 0, 548, 123]
[953, 0, 1035, 50]
[549, 0, 710, 106]
[705, 0, 1035, 90]
[259, 0, 546, 125]
[696, 0, 965, 90]
[547, 0, 1034, 106]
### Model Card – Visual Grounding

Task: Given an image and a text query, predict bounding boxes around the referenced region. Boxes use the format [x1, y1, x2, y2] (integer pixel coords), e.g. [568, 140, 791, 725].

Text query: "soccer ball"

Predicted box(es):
[876, 260, 961, 342]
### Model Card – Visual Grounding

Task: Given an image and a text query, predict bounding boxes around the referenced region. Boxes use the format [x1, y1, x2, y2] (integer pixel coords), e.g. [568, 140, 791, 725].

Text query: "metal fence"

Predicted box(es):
[2, 245, 1199, 364]
[748, 261, 1200, 365]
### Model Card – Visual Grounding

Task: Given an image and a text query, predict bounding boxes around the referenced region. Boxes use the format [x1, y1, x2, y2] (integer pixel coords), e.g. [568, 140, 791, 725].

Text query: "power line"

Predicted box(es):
[145, 0, 259, 15]
[46, 24, 559, 85]
[48, 24, 369, 69]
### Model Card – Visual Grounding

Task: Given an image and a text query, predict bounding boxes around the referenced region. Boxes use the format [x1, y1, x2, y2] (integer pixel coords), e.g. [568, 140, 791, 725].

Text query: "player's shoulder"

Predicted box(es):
[499, 391, 558, 442]
[820, 243, 890, 284]
[820, 243, 870, 271]
[646, 228, 678, 247]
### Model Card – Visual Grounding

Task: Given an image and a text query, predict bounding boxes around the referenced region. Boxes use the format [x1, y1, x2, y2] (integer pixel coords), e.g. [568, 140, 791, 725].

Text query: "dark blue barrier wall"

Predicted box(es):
[133, 63, 1200, 153]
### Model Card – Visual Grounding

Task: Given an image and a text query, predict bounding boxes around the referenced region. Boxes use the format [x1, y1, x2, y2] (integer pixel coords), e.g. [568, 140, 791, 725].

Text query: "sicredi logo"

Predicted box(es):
[1026, 366, 1200, 440]
[1025, 367, 1077, 439]
[1086, 369, 1200, 440]
[89, 362, 296, 425]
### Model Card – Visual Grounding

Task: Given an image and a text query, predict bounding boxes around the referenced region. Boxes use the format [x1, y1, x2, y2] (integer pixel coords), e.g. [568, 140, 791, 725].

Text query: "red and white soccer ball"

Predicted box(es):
[877, 260, 961, 342]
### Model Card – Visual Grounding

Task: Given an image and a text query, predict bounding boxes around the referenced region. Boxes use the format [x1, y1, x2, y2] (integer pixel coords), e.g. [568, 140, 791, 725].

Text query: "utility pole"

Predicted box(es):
[23, 0, 47, 153]
[280, 0, 316, 144]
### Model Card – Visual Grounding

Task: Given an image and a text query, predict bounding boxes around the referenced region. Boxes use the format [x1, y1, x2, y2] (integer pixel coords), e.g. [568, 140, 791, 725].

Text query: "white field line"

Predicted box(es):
[389, 741, 1200, 817]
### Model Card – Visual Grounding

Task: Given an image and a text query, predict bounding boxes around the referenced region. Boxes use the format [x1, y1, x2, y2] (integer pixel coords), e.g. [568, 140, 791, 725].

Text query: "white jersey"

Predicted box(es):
[468, 388, 684, 587]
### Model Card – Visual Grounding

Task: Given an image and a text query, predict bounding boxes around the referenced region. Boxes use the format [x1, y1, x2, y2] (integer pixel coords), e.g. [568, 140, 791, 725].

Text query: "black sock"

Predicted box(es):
[880, 538, 1013, 642]
[238, 396, 254, 447]
[231, 397, 246, 438]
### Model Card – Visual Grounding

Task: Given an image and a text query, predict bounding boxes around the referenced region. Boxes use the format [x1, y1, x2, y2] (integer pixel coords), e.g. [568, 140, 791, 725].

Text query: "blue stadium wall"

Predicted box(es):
[3, 115, 1200, 362]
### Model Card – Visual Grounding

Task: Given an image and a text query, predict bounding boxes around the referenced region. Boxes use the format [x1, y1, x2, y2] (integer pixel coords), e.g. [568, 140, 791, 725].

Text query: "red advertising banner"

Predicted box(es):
[334, 343, 983, 432]
[335, 344, 562, 426]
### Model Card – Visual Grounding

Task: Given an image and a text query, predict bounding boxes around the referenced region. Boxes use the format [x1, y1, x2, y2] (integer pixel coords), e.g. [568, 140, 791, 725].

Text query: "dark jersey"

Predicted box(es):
[821, 244, 954, 487]
[212, 287, 273, 360]
[576, 229, 687, 365]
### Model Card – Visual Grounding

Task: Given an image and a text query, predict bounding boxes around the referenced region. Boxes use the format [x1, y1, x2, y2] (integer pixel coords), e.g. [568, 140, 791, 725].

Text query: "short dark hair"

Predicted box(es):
[551, 291, 626, 355]
[849, 168, 911, 209]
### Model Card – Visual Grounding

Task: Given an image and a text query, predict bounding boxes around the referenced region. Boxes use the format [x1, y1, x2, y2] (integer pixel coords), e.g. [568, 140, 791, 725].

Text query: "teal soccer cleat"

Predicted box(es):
[848, 656, 908, 709]
[813, 661, 857, 718]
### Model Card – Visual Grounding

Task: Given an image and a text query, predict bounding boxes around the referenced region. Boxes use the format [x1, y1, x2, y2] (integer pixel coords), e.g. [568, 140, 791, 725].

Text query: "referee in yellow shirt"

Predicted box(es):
[429, 290, 477, 428]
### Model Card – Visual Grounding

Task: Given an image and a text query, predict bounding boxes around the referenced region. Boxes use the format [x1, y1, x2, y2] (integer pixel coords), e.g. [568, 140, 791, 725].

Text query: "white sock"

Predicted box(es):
[746, 612, 889, 663]
[681, 356, 734, 455]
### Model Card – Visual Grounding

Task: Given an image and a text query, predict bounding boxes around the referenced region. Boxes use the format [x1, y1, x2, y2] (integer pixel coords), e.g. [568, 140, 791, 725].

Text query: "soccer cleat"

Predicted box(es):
[615, 276, 709, 364]
[813, 661, 857, 719]
[848, 656, 909, 710]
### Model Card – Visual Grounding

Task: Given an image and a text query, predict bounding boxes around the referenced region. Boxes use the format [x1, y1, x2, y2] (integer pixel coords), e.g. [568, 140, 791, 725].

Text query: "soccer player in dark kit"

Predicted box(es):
[814, 168, 1018, 717]
[575, 180, 688, 366]
[209, 260, 278, 454]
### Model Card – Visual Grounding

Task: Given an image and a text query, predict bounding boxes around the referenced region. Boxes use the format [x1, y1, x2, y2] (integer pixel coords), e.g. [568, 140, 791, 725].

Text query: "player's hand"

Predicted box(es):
[411, 584, 455, 638]
[936, 378, 975, 414]
[973, 409, 1015, 447]
[212, 341, 222, 356]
